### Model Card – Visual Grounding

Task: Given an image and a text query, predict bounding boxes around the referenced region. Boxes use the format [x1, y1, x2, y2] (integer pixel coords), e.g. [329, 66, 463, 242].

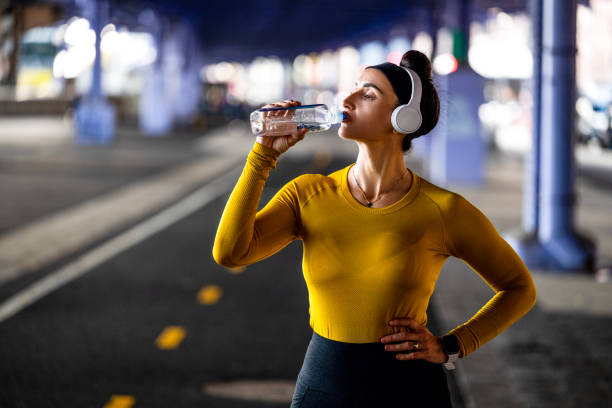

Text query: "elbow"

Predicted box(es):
[213, 251, 240, 268]
[212, 251, 228, 267]
[504, 279, 537, 313]
[212, 242, 238, 268]
[530, 283, 537, 309]
[212, 233, 252, 268]
[212, 241, 250, 268]
[524, 281, 538, 311]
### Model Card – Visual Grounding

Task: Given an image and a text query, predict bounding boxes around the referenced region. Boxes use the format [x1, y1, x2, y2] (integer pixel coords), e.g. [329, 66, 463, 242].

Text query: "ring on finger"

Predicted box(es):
[413, 342, 420, 350]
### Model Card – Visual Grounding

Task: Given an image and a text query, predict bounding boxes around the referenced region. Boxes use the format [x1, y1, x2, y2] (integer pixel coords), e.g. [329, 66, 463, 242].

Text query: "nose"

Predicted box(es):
[342, 89, 357, 109]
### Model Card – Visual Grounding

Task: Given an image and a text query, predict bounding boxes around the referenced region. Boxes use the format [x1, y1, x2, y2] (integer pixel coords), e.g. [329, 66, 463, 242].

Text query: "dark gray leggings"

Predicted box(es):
[291, 330, 453, 408]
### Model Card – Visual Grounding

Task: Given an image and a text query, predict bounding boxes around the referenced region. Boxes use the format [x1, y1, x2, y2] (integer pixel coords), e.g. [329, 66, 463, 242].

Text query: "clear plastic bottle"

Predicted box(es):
[250, 103, 345, 137]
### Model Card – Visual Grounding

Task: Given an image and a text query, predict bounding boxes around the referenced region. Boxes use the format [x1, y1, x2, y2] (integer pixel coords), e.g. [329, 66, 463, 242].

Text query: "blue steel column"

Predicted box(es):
[411, 3, 439, 164]
[171, 26, 201, 125]
[505, 0, 545, 266]
[428, 0, 485, 186]
[524, 0, 542, 237]
[138, 10, 172, 136]
[538, 0, 595, 271]
[74, 0, 115, 145]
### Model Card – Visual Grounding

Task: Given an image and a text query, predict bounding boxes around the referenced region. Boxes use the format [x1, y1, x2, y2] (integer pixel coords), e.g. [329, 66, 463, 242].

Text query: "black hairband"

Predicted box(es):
[365, 62, 413, 105]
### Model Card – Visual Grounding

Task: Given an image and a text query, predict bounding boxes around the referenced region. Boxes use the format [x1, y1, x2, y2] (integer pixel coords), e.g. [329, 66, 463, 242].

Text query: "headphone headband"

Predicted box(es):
[401, 67, 422, 113]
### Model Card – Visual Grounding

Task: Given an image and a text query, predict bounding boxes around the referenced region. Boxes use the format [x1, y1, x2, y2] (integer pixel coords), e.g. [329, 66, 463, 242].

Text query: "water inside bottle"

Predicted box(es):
[297, 123, 332, 132]
[258, 120, 332, 136]
[251, 103, 338, 137]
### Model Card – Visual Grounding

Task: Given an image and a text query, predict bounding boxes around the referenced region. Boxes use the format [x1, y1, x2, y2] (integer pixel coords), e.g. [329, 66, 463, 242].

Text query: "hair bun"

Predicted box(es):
[397, 49, 440, 153]
[400, 50, 433, 83]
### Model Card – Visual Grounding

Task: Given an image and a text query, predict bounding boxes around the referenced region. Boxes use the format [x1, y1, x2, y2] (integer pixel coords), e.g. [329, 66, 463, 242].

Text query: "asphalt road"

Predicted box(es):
[0, 152, 465, 407]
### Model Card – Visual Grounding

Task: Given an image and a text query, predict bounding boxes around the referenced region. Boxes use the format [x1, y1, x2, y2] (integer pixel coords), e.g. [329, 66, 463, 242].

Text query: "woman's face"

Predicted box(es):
[338, 68, 400, 141]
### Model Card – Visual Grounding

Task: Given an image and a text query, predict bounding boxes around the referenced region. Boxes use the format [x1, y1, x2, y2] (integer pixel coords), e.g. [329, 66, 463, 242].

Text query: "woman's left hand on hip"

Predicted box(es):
[379, 317, 447, 364]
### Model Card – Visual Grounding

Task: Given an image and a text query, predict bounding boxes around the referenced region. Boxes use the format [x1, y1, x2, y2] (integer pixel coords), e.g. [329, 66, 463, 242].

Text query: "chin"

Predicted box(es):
[338, 127, 359, 140]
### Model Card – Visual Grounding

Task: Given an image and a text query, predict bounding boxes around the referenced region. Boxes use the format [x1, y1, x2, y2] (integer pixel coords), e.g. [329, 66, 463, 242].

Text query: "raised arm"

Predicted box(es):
[212, 141, 302, 268]
[441, 194, 537, 359]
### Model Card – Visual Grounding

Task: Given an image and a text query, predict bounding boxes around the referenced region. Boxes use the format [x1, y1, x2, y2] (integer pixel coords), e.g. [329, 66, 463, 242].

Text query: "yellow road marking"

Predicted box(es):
[197, 285, 223, 305]
[103, 395, 135, 408]
[155, 326, 186, 349]
[227, 265, 246, 274]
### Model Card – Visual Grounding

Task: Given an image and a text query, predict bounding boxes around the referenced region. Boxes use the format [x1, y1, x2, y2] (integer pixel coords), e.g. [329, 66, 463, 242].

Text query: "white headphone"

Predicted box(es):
[390, 67, 423, 134]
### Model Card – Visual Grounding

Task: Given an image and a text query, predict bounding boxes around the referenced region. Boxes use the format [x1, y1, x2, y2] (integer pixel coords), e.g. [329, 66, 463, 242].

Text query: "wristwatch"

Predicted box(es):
[439, 334, 461, 370]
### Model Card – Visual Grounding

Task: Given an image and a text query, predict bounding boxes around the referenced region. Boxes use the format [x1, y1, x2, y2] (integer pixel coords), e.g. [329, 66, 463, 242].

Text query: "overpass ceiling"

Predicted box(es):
[131, 0, 536, 62]
[25, 0, 591, 63]
[136, 0, 431, 62]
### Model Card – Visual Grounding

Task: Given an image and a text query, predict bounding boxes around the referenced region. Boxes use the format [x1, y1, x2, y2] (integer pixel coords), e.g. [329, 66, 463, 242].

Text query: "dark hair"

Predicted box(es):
[398, 50, 440, 153]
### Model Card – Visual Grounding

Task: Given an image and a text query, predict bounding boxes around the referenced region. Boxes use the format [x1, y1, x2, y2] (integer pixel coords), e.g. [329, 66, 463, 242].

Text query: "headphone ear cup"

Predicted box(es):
[391, 105, 422, 134]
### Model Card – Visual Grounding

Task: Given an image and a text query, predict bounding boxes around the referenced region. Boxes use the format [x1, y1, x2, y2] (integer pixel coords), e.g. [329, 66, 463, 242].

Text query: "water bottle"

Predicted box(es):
[250, 104, 345, 137]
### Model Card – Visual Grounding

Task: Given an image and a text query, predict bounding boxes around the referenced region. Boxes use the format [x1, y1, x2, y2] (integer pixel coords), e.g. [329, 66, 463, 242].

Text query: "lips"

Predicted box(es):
[342, 111, 352, 122]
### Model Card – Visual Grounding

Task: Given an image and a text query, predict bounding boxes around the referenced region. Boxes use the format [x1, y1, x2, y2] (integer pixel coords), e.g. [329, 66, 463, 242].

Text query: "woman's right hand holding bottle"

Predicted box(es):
[255, 99, 308, 154]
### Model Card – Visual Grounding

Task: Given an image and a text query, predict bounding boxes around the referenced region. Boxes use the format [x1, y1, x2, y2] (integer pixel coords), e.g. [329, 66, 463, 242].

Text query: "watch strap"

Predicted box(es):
[440, 334, 461, 370]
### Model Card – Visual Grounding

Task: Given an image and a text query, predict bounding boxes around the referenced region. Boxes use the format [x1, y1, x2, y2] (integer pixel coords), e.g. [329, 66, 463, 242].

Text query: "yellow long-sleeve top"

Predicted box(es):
[212, 141, 537, 358]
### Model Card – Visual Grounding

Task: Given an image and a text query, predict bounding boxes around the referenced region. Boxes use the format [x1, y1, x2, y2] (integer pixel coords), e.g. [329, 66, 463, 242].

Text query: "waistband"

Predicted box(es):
[310, 330, 386, 350]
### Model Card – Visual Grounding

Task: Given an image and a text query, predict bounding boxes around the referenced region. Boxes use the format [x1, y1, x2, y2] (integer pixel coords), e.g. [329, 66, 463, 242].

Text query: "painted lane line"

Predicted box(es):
[226, 265, 246, 274]
[203, 380, 298, 403]
[0, 155, 241, 286]
[0, 165, 243, 323]
[103, 395, 136, 408]
[155, 326, 187, 350]
[197, 284, 223, 305]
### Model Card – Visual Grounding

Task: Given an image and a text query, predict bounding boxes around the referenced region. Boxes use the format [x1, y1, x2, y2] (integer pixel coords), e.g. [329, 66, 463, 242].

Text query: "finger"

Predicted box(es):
[288, 131, 306, 147]
[384, 342, 428, 352]
[380, 331, 409, 343]
[389, 318, 423, 331]
[396, 351, 427, 360]
[263, 103, 283, 118]
[380, 331, 425, 344]
[278, 139, 289, 153]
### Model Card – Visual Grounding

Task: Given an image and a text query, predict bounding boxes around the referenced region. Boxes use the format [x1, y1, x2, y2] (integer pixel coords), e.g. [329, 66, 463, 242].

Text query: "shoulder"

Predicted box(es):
[418, 178, 499, 256]
[290, 172, 337, 189]
[282, 168, 343, 200]
[291, 165, 346, 188]
[417, 176, 490, 228]
[418, 177, 466, 212]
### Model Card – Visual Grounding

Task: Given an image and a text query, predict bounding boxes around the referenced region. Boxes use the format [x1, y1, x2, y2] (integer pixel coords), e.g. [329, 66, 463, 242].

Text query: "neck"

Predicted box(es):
[353, 141, 409, 197]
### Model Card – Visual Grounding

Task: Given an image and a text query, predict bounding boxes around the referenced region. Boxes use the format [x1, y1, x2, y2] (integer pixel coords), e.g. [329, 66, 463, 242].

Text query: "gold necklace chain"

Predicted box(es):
[351, 165, 409, 208]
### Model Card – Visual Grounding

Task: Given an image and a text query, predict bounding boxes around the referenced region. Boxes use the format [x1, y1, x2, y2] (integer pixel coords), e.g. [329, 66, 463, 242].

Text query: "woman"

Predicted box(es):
[212, 50, 537, 407]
